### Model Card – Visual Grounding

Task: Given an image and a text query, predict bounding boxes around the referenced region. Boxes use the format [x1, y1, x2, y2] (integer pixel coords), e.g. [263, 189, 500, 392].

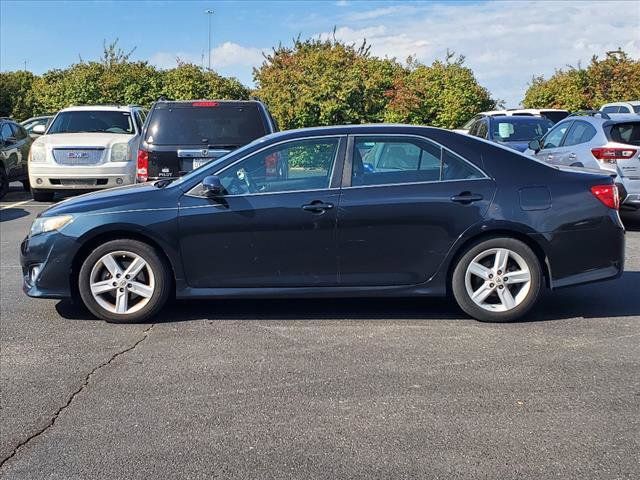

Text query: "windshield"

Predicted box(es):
[491, 118, 553, 142]
[48, 111, 135, 134]
[145, 103, 268, 146]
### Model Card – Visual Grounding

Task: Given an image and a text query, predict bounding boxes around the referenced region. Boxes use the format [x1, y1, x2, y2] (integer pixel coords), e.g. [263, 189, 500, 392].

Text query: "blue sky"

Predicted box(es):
[2, 0, 639, 106]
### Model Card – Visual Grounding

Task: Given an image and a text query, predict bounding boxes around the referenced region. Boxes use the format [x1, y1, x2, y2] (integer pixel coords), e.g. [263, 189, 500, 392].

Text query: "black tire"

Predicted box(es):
[22, 178, 30, 191]
[451, 237, 542, 323]
[31, 189, 55, 202]
[78, 239, 171, 323]
[0, 167, 8, 200]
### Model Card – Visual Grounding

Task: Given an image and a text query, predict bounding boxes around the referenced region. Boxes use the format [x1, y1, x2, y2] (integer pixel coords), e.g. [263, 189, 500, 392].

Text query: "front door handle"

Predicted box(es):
[450, 192, 484, 204]
[546, 154, 554, 162]
[302, 201, 334, 213]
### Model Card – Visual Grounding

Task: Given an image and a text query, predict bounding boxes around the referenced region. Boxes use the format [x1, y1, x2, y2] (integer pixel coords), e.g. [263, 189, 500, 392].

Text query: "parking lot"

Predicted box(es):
[1, 183, 639, 479]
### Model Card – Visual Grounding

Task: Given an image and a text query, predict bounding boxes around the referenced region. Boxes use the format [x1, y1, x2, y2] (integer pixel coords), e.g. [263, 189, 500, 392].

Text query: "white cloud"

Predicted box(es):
[150, 42, 265, 70]
[325, 0, 640, 106]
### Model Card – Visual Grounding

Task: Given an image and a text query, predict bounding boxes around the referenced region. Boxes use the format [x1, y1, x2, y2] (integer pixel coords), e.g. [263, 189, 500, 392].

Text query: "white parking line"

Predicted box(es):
[0, 200, 31, 211]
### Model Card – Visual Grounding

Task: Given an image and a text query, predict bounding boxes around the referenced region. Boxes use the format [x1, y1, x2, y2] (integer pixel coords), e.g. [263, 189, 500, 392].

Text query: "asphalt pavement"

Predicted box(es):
[1, 183, 639, 479]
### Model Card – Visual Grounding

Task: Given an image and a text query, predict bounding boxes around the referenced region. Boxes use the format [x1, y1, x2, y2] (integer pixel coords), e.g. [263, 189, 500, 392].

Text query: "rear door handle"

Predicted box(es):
[302, 201, 334, 213]
[450, 192, 484, 204]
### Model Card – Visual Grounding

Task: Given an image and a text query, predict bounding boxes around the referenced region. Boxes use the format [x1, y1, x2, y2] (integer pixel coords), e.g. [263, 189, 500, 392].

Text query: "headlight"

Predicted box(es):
[29, 144, 46, 163]
[30, 215, 73, 237]
[110, 143, 129, 162]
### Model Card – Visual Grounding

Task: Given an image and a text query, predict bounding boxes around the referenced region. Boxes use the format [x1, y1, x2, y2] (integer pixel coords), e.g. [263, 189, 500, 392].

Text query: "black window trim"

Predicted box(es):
[342, 133, 489, 190]
[186, 134, 347, 198]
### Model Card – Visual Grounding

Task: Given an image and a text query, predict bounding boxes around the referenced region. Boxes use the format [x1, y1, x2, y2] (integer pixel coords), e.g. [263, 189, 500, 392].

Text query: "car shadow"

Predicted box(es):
[55, 271, 640, 324]
[621, 212, 640, 232]
[0, 208, 29, 222]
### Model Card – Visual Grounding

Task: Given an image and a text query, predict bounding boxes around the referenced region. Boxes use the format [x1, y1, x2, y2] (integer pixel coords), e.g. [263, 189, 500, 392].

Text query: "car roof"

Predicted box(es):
[601, 101, 640, 107]
[58, 105, 140, 113]
[257, 124, 452, 142]
[489, 115, 551, 123]
[155, 99, 265, 106]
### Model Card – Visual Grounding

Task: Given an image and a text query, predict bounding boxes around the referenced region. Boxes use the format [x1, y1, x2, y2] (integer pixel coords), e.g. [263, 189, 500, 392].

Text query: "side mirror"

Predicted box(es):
[202, 175, 224, 196]
[32, 124, 46, 134]
[528, 139, 541, 152]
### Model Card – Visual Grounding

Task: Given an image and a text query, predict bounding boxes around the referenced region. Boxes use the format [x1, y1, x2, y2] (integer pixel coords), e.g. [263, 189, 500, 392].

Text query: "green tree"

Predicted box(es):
[253, 36, 404, 129]
[522, 49, 640, 110]
[161, 62, 250, 100]
[0, 71, 40, 120]
[384, 53, 495, 129]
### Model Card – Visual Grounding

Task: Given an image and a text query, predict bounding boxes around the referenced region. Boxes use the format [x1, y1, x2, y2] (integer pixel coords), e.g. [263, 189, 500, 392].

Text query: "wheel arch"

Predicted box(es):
[70, 229, 178, 299]
[445, 228, 551, 293]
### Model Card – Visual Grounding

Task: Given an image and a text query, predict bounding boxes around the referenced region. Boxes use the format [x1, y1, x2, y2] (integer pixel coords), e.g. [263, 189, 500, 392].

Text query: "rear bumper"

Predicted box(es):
[618, 178, 640, 209]
[531, 215, 625, 289]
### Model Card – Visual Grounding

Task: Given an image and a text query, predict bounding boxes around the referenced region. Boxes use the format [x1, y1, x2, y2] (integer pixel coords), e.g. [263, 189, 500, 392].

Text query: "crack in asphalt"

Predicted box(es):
[0, 324, 155, 469]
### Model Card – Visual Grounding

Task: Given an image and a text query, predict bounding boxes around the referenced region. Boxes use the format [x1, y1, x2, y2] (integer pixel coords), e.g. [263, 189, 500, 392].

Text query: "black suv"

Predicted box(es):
[0, 118, 32, 199]
[137, 100, 277, 181]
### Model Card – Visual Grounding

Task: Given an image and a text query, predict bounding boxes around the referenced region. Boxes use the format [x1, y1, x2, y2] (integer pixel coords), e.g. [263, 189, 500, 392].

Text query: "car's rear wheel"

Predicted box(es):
[452, 237, 542, 322]
[31, 189, 55, 202]
[78, 239, 171, 323]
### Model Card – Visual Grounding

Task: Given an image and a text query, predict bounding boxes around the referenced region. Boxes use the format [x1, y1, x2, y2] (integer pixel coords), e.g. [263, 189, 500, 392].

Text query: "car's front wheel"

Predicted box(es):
[452, 237, 542, 322]
[78, 239, 171, 323]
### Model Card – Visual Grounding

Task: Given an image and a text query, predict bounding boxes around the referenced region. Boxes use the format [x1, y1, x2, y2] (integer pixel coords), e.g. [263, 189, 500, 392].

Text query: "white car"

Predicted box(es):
[600, 101, 640, 116]
[28, 105, 146, 202]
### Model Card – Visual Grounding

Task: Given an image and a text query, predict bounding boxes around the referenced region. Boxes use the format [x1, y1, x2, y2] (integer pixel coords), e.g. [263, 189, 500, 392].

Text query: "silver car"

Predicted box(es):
[524, 111, 640, 210]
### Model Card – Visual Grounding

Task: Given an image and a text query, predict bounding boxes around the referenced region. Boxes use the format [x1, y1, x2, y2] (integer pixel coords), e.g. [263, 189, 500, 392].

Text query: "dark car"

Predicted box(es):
[467, 115, 554, 152]
[1, 118, 32, 198]
[21, 125, 624, 324]
[21, 115, 53, 138]
[137, 99, 277, 182]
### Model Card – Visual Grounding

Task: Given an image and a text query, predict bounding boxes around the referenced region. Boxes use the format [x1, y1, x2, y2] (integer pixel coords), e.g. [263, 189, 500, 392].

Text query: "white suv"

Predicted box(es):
[28, 105, 146, 201]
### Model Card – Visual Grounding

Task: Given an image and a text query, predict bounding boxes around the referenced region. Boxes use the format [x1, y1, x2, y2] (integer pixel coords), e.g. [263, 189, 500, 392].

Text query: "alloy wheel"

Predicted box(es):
[89, 251, 155, 315]
[464, 247, 532, 312]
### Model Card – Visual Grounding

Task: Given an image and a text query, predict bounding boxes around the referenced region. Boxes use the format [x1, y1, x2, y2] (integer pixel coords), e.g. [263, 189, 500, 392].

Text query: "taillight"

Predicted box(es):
[192, 101, 219, 107]
[137, 149, 149, 182]
[591, 147, 637, 164]
[590, 184, 619, 210]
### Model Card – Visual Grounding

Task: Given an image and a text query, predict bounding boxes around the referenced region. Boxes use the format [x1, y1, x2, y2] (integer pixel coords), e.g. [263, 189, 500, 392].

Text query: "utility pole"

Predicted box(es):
[205, 9, 214, 71]
[23, 60, 27, 71]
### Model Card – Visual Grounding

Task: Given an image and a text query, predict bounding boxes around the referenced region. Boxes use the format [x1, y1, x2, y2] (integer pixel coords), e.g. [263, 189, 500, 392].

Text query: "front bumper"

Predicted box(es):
[20, 231, 79, 299]
[29, 163, 135, 190]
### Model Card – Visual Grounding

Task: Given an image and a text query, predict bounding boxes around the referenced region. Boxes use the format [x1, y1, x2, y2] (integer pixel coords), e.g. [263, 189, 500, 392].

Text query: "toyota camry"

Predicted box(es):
[21, 125, 625, 323]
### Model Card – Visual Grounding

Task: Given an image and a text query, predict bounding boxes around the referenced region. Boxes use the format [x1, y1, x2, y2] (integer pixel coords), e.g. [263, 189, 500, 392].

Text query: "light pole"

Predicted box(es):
[205, 9, 214, 71]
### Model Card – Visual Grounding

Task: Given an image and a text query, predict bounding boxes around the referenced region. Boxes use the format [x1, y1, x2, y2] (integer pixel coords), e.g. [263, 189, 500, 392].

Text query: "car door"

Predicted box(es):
[178, 135, 346, 288]
[558, 120, 598, 168]
[0, 122, 19, 177]
[534, 120, 573, 165]
[336, 135, 496, 286]
[10, 123, 31, 177]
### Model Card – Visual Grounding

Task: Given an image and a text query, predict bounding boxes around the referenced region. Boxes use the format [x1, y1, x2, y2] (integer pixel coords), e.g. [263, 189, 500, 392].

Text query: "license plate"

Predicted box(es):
[192, 158, 210, 169]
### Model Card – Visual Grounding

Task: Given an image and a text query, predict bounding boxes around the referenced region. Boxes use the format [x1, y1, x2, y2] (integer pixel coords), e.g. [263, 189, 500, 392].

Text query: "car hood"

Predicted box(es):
[35, 132, 134, 148]
[496, 141, 529, 152]
[40, 181, 177, 217]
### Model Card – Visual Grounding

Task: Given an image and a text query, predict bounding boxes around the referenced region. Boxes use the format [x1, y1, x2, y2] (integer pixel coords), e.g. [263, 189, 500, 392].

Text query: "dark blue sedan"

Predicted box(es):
[21, 125, 625, 323]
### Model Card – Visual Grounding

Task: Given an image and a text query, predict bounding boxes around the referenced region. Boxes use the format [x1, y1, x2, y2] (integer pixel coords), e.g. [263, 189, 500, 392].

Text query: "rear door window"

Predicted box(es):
[563, 121, 597, 146]
[352, 136, 484, 186]
[602, 106, 620, 114]
[146, 103, 268, 147]
[610, 123, 640, 146]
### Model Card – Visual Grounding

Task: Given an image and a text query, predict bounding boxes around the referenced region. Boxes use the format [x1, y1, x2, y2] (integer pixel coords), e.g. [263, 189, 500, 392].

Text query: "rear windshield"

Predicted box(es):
[48, 111, 135, 134]
[610, 122, 640, 146]
[145, 103, 268, 147]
